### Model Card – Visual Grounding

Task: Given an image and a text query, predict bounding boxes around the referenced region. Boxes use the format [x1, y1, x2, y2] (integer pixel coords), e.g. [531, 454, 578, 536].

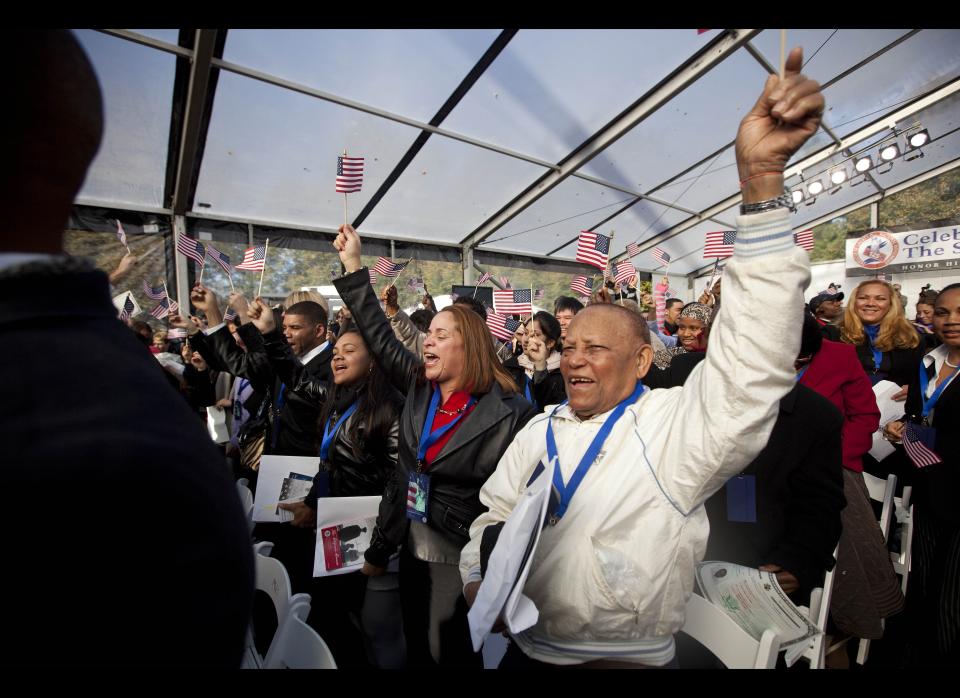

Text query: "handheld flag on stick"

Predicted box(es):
[902, 422, 942, 468]
[119, 294, 135, 322]
[143, 280, 166, 300]
[534, 288, 545, 301]
[652, 247, 671, 268]
[116, 220, 130, 253]
[236, 244, 267, 271]
[570, 275, 593, 297]
[336, 153, 364, 225]
[626, 241, 641, 259]
[368, 270, 378, 285]
[372, 257, 409, 279]
[704, 230, 737, 259]
[486, 311, 521, 342]
[176, 234, 206, 266]
[576, 231, 611, 270]
[386, 258, 414, 289]
[614, 261, 635, 286]
[206, 244, 235, 292]
[493, 289, 532, 315]
[794, 230, 814, 251]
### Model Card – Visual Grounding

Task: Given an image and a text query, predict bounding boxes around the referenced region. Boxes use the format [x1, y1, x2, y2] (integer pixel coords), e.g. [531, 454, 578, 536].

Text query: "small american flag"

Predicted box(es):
[794, 230, 815, 251]
[704, 230, 737, 259]
[570, 275, 593, 297]
[614, 260, 635, 286]
[902, 422, 942, 468]
[224, 308, 239, 323]
[119, 295, 135, 322]
[335, 156, 364, 193]
[176, 234, 206, 266]
[206, 244, 232, 274]
[652, 247, 671, 267]
[626, 242, 641, 258]
[149, 298, 172, 319]
[493, 289, 532, 315]
[576, 231, 611, 270]
[143, 280, 166, 300]
[476, 271, 492, 285]
[116, 220, 128, 248]
[486, 311, 521, 342]
[372, 257, 409, 278]
[368, 270, 378, 285]
[167, 328, 188, 340]
[534, 288, 545, 301]
[236, 245, 266, 271]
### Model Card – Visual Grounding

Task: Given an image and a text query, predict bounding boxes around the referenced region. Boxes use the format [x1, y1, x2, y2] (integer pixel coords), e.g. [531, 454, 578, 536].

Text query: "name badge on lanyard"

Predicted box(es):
[544, 381, 645, 526]
[405, 387, 475, 522]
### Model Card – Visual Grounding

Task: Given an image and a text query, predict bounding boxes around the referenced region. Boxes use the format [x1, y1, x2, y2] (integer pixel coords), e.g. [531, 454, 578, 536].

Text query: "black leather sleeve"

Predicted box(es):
[333, 269, 423, 395]
[192, 323, 276, 394]
[364, 417, 403, 568]
[259, 329, 330, 405]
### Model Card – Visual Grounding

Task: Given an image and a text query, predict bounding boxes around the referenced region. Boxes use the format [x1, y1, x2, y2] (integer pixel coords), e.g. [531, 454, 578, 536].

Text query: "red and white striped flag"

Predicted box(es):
[372, 257, 409, 278]
[794, 230, 814, 251]
[704, 230, 737, 259]
[118, 294, 135, 322]
[651, 247, 671, 267]
[167, 328, 188, 340]
[143, 280, 166, 300]
[206, 244, 232, 274]
[570, 275, 592, 297]
[335, 156, 364, 193]
[534, 288, 545, 301]
[902, 422, 942, 468]
[235, 245, 266, 271]
[626, 242, 641, 258]
[486, 311, 521, 342]
[614, 260, 635, 286]
[368, 270, 378, 285]
[576, 231, 611, 270]
[476, 271, 492, 285]
[493, 289, 532, 315]
[176, 234, 206, 266]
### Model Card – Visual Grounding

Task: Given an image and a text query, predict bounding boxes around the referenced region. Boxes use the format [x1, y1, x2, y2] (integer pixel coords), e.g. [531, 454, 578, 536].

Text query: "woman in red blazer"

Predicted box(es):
[796, 311, 903, 639]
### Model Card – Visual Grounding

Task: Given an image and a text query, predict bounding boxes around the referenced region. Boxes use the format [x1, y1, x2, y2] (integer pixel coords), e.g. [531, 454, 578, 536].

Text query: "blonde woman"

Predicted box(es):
[840, 279, 926, 391]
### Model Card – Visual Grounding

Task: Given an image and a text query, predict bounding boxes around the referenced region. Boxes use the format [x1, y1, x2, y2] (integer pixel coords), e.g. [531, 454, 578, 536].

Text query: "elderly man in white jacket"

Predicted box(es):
[460, 47, 825, 668]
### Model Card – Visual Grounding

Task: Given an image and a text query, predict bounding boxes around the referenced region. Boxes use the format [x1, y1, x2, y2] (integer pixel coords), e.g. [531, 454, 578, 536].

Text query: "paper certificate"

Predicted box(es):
[869, 380, 905, 461]
[695, 561, 819, 662]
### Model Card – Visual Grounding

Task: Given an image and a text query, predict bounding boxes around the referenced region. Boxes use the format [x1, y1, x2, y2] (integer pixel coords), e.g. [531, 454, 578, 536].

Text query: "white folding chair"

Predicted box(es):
[241, 541, 311, 669]
[236, 480, 255, 535]
[891, 486, 914, 595]
[796, 544, 839, 669]
[679, 593, 781, 669]
[264, 597, 338, 669]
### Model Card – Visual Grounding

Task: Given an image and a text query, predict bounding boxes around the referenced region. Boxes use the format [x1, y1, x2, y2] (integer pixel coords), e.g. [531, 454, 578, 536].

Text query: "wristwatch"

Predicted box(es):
[740, 188, 797, 215]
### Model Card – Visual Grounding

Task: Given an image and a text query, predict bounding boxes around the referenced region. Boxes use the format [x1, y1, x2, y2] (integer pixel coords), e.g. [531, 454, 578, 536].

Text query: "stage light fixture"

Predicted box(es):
[830, 168, 847, 186]
[855, 156, 874, 173]
[907, 129, 930, 149]
[880, 143, 901, 161]
[807, 180, 824, 197]
[792, 190, 804, 205]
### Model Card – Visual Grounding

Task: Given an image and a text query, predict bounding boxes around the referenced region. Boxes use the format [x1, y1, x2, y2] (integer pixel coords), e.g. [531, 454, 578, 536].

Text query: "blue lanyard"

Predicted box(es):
[795, 366, 809, 382]
[545, 381, 645, 522]
[864, 326, 882, 372]
[523, 377, 537, 410]
[319, 402, 359, 461]
[918, 360, 960, 419]
[417, 386, 476, 468]
[275, 383, 287, 411]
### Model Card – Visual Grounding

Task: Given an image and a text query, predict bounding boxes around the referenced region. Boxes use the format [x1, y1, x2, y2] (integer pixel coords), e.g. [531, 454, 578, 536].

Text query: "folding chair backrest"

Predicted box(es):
[680, 593, 781, 669]
[861, 472, 897, 543]
[264, 598, 337, 669]
[798, 544, 839, 669]
[236, 482, 255, 534]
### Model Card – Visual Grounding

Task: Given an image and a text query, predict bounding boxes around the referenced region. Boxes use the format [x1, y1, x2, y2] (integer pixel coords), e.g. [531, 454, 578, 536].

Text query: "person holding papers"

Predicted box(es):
[459, 47, 824, 668]
[331, 229, 537, 668]
[883, 283, 960, 665]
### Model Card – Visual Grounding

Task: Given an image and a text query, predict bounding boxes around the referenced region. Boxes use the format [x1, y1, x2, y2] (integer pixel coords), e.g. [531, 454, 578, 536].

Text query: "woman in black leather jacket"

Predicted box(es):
[332, 224, 537, 668]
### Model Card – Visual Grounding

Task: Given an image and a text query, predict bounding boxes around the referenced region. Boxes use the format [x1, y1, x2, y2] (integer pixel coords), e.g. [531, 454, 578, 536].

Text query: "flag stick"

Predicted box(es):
[705, 258, 720, 296]
[342, 149, 349, 227]
[162, 280, 175, 320]
[198, 259, 205, 285]
[257, 238, 270, 299]
[228, 270, 236, 294]
[387, 257, 414, 289]
[779, 30, 787, 80]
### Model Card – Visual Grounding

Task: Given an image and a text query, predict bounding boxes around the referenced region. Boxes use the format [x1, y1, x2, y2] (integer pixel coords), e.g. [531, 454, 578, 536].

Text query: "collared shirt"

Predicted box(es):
[300, 340, 329, 366]
[922, 345, 960, 419]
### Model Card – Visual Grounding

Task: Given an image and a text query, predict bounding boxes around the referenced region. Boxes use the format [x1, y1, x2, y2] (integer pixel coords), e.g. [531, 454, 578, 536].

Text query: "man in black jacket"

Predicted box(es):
[0, 30, 253, 666]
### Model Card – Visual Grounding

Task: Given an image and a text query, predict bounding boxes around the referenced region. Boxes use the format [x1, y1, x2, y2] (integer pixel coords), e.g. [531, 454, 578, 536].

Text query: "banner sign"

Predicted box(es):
[845, 225, 960, 276]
